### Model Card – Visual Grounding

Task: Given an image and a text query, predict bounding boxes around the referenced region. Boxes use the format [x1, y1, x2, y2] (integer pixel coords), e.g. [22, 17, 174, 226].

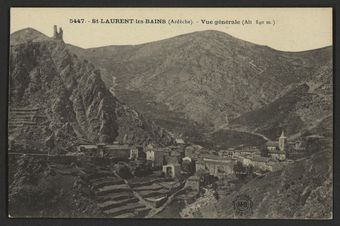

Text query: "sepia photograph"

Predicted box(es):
[8, 7, 333, 219]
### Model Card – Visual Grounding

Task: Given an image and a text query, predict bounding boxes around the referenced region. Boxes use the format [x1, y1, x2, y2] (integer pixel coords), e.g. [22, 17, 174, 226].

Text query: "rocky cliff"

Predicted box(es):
[9, 28, 174, 153]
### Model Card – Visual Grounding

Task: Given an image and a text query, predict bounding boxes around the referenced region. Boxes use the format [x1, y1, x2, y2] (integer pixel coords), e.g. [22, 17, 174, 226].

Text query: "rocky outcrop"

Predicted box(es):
[9, 29, 174, 153]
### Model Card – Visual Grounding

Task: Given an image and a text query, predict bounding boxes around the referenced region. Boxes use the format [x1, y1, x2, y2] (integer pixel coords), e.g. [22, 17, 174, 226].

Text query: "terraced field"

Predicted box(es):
[84, 169, 151, 218]
[8, 106, 50, 151]
[128, 176, 183, 209]
[11, 156, 183, 218]
[8, 107, 38, 134]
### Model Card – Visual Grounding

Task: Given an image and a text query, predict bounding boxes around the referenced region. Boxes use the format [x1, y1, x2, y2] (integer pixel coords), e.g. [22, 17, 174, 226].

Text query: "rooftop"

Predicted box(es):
[175, 138, 185, 144]
[268, 149, 285, 154]
[78, 144, 132, 150]
[163, 163, 181, 167]
[266, 141, 279, 147]
[202, 155, 232, 163]
[78, 144, 97, 149]
[105, 144, 131, 150]
[188, 175, 200, 181]
[248, 156, 270, 162]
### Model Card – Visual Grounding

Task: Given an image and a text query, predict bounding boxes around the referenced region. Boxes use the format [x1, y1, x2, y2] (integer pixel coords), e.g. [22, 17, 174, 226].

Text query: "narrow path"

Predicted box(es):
[230, 128, 270, 141]
[289, 113, 332, 140]
[146, 182, 186, 218]
[114, 171, 187, 218]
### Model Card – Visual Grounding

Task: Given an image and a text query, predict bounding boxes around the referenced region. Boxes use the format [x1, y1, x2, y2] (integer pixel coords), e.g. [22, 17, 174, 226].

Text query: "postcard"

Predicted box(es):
[8, 7, 333, 219]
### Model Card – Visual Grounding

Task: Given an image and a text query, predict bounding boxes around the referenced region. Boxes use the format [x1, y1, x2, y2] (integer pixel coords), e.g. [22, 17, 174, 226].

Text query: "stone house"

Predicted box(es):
[175, 138, 185, 145]
[266, 142, 286, 161]
[195, 159, 206, 172]
[129, 146, 145, 160]
[184, 145, 203, 160]
[218, 150, 236, 159]
[162, 163, 181, 178]
[77, 144, 100, 157]
[203, 156, 234, 179]
[101, 144, 132, 159]
[161, 147, 183, 164]
[237, 146, 261, 156]
[77, 144, 133, 159]
[146, 145, 165, 168]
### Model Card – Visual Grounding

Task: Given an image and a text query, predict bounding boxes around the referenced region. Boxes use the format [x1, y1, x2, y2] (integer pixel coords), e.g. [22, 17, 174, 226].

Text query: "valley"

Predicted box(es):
[69, 30, 332, 147]
[8, 27, 333, 219]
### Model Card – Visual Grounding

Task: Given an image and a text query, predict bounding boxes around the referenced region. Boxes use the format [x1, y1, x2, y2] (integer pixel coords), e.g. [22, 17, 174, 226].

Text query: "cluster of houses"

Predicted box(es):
[76, 131, 314, 184]
[184, 131, 307, 179]
[76, 139, 187, 179]
[77, 143, 145, 160]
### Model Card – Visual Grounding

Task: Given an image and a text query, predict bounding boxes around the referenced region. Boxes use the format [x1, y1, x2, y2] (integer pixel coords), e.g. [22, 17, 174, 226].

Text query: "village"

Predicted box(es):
[7, 24, 331, 218]
[7, 73, 328, 217]
[8, 102, 324, 217]
[76, 130, 303, 179]
[66, 130, 320, 217]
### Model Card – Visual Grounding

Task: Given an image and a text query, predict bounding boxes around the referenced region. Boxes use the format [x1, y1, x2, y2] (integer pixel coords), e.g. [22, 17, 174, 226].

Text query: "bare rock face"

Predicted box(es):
[9, 30, 174, 153]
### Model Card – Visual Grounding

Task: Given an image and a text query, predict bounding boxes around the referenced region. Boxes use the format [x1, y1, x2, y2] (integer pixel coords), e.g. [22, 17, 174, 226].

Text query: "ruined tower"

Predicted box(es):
[59, 27, 63, 39]
[53, 25, 63, 40]
[53, 25, 58, 38]
[278, 131, 287, 152]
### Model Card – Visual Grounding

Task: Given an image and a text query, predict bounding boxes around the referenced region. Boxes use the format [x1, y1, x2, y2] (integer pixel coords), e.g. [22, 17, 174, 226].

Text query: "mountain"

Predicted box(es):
[10, 28, 50, 45]
[72, 30, 332, 145]
[8, 27, 333, 219]
[9, 28, 174, 153]
[229, 61, 332, 140]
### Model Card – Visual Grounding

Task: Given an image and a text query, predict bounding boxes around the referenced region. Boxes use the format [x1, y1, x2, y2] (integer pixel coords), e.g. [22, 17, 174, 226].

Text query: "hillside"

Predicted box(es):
[216, 149, 332, 219]
[9, 28, 174, 153]
[73, 30, 332, 144]
[10, 28, 50, 45]
[229, 60, 333, 140]
[8, 27, 333, 219]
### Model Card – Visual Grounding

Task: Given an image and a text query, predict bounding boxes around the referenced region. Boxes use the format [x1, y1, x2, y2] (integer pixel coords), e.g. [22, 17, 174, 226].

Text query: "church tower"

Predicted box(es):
[278, 131, 287, 152]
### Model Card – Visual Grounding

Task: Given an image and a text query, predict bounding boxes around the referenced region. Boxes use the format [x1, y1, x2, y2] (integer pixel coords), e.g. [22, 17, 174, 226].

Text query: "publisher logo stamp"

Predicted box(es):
[233, 194, 253, 216]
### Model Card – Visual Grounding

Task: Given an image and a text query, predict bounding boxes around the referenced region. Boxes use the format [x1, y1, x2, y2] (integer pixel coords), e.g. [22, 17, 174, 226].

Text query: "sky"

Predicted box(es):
[10, 8, 332, 51]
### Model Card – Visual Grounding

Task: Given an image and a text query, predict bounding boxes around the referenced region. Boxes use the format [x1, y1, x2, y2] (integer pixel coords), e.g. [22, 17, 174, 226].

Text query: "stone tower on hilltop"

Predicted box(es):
[53, 25, 63, 40]
[278, 131, 287, 152]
